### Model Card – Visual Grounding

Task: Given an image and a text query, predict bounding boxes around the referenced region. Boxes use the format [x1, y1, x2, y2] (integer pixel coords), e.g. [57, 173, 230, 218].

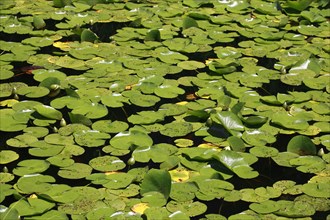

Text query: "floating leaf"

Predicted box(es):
[110, 130, 153, 150]
[89, 156, 125, 172]
[74, 130, 110, 147]
[275, 200, 315, 218]
[140, 169, 171, 200]
[34, 105, 62, 120]
[160, 122, 193, 137]
[102, 173, 135, 189]
[81, 29, 98, 42]
[166, 201, 207, 217]
[10, 198, 55, 217]
[58, 163, 92, 179]
[16, 174, 55, 194]
[213, 150, 258, 179]
[13, 159, 50, 176]
[0, 150, 19, 164]
[287, 135, 316, 155]
[249, 200, 280, 214]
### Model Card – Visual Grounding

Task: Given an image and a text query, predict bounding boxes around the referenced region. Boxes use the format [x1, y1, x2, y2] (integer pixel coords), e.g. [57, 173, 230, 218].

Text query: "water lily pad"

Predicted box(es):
[287, 135, 316, 155]
[0, 109, 27, 132]
[177, 60, 205, 70]
[10, 197, 55, 217]
[58, 163, 92, 179]
[272, 152, 299, 167]
[74, 130, 110, 147]
[92, 120, 128, 133]
[54, 56, 86, 69]
[249, 200, 280, 214]
[275, 200, 315, 218]
[166, 200, 207, 217]
[160, 122, 193, 137]
[89, 156, 125, 172]
[212, 111, 244, 135]
[17, 86, 49, 98]
[154, 82, 185, 99]
[213, 150, 258, 179]
[250, 146, 279, 157]
[132, 143, 177, 163]
[102, 173, 135, 189]
[242, 129, 276, 147]
[16, 174, 55, 194]
[289, 156, 326, 173]
[110, 130, 153, 150]
[140, 169, 171, 200]
[23, 126, 49, 138]
[13, 159, 50, 176]
[123, 90, 160, 107]
[34, 104, 62, 120]
[128, 111, 165, 125]
[0, 150, 19, 164]
[0, 173, 15, 183]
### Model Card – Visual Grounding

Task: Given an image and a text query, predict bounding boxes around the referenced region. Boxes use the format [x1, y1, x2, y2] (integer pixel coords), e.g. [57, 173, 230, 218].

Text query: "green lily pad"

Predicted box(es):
[132, 143, 177, 163]
[170, 182, 198, 202]
[58, 163, 92, 179]
[213, 150, 259, 179]
[301, 183, 330, 198]
[17, 86, 49, 98]
[140, 169, 171, 200]
[250, 146, 279, 157]
[16, 174, 55, 194]
[9, 198, 55, 217]
[101, 92, 130, 108]
[54, 55, 86, 70]
[272, 152, 299, 167]
[23, 126, 49, 138]
[89, 156, 126, 172]
[154, 82, 185, 99]
[13, 159, 50, 176]
[242, 129, 276, 147]
[177, 60, 205, 70]
[160, 122, 193, 137]
[289, 156, 326, 173]
[92, 120, 129, 133]
[295, 195, 330, 212]
[287, 135, 316, 155]
[0, 173, 15, 183]
[128, 111, 165, 125]
[141, 191, 167, 207]
[33, 104, 62, 120]
[166, 200, 207, 217]
[110, 130, 153, 150]
[102, 173, 135, 190]
[275, 200, 315, 218]
[212, 111, 244, 135]
[74, 130, 110, 147]
[0, 150, 19, 164]
[0, 109, 27, 132]
[249, 200, 280, 214]
[123, 90, 160, 107]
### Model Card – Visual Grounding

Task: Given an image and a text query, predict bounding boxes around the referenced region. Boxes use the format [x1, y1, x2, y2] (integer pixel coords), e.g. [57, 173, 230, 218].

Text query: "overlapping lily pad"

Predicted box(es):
[1, 0, 329, 219]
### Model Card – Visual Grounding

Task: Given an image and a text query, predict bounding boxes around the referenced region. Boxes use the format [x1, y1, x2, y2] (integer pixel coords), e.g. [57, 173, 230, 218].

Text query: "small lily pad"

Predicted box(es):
[0, 150, 19, 164]
[249, 200, 280, 214]
[110, 130, 153, 150]
[160, 122, 193, 137]
[58, 163, 92, 179]
[89, 156, 126, 172]
[13, 159, 50, 176]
